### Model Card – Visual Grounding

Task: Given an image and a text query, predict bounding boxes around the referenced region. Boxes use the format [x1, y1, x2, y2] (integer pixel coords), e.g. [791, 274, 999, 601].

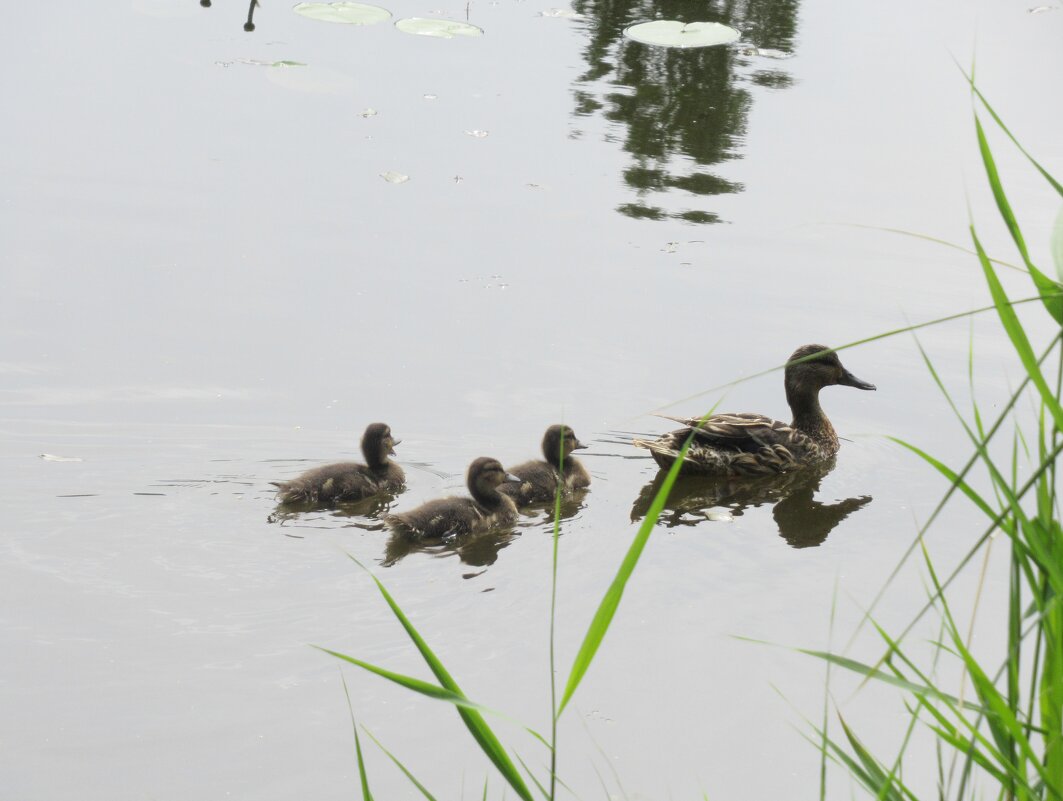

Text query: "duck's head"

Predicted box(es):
[467, 457, 521, 495]
[362, 422, 400, 463]
[541, 424, 588, 465]
[785, 345, 876, 397]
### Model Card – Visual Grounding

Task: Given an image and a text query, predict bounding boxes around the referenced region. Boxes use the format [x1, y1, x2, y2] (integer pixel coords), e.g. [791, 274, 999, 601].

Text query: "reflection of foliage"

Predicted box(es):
[571, 0, 800, 223]
[199, 0, 261, 32]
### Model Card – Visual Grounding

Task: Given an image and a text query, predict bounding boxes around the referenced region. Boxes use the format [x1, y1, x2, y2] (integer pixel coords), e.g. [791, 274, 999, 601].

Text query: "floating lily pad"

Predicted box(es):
[395, 17, 484, 38]
[622, 20, 740, 49]
[293, 2, 391, 25]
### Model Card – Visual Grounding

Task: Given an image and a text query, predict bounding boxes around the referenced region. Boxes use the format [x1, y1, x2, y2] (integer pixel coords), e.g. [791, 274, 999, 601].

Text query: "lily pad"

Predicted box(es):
[622, 20, 740, 49]
[293, 2, 391, 25]
[395, 17, 484, 38]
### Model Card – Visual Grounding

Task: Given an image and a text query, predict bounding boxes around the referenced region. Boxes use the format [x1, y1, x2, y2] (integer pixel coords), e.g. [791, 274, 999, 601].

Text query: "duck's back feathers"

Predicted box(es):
[272, 462, 405, 505]
[385, 494, 517, 541]
[633, 413, 822, 476]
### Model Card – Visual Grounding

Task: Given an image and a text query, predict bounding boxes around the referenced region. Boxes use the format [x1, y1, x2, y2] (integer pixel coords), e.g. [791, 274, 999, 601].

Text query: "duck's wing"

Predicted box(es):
[653, 413, 791, 448]
[641, 413, 812, 475]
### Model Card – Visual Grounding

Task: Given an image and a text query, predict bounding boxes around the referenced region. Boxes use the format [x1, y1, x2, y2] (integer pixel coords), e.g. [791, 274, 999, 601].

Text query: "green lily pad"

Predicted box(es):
[293, 2, 391, 25]
[622, 20, 740, 49]
[394, 17, 484, 38]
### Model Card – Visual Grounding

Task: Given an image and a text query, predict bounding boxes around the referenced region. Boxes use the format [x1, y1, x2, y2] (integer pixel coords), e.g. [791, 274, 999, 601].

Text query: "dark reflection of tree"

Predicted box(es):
[571, 0, 799, 223]
[630, 462, 871, 548]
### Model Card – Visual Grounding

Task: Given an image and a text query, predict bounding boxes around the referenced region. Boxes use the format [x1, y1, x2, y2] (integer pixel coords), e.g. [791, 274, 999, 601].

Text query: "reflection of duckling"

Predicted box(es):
[384, 457, 520, 541]
[270, 423, 404, 505]
[633, 345, 875, 475]
[499, 425, 590, 506]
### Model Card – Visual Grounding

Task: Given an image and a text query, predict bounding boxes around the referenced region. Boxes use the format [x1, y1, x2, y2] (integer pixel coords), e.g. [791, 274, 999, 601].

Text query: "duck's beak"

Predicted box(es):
[839, 370, 876, 391]
[573, 440, 588, 450]
[388, 438, 401, 454]
[505, 472, 523, 483]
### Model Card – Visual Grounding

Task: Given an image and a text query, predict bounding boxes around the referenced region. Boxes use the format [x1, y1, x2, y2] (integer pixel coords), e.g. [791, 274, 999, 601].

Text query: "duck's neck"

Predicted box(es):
[364, 446, 390, 471]
[471, 483, 504, 508]
[786, 384, 838, 446]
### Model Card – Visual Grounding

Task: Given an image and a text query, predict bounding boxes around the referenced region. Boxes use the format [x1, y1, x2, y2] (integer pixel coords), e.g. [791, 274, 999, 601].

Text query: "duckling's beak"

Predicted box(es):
[505, 472, 522, 483]
[388, 438, 401, 454]
[838, 370, 876, 391]
[573, 440, 588, 450]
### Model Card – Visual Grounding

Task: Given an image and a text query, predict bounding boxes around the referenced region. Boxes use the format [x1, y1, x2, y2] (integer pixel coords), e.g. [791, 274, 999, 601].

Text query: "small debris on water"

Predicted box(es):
[423, 93, 438, 100]
[360, 107, 378, 117]
[463, 129, 489, 138]
[379, 171, 410, 184]
[40, 454, 83, 462]
[703, 509, 734, 522]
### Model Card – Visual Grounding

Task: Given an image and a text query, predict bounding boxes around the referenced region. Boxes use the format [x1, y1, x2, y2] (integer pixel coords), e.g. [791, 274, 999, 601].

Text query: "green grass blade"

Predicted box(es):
[316, 646, 489, 711]
[340, 676, 375, 801]
[557, 430, 696, 716]
[346, 556, 535, 801]
[963, 74, 1063, 198]
[971, 227, 1063, 433]
[361, 726, 440, 801]
[888, 437, 996, 520]
[974, 115, 1063, 323]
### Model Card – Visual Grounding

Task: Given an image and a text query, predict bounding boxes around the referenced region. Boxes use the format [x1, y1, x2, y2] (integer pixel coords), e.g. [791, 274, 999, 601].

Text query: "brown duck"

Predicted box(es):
[499, 424, 591, 506]
[384, 457, 520, 540]
[632, 345, 875, 476]
[270, 422, 404, 505]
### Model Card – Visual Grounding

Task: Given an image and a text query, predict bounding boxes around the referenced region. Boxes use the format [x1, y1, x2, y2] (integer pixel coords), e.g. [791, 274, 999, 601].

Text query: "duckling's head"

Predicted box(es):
[541, 424, 587, 466]
[362, 422, 400, 466]
[785, 345, 876, 398]
[467, 457, 521, 496]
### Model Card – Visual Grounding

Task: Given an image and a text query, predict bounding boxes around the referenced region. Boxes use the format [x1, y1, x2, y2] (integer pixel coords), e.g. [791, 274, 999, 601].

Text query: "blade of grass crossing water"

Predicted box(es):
[971, 228, 1063, 436]
[974, 115, 1063, 323]
[346, 556, 535, 801]
[340, 676, 375, 801]
[557, 430, 696, 715]
[361, 726, 440, 801]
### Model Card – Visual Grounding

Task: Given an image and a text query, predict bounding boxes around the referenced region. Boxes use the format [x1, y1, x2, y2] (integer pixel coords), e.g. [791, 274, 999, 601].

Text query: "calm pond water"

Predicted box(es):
[3, 0, 1061, 798]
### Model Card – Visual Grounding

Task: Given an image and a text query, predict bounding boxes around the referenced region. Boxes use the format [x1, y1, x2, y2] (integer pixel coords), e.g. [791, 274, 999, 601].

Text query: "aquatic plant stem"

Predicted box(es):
[549, 443, 564, 801]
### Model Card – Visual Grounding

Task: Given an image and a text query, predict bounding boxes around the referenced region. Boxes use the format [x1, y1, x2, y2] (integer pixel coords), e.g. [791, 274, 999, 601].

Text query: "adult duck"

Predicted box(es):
[633, 345, 875, 476]
[271, 422, 404, 505]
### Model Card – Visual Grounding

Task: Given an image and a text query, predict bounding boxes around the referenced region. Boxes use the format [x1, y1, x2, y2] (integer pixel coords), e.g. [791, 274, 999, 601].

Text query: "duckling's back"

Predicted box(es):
[500, 459, 590, 505]
[385, 495, 517, 540]
[272, 462, 404, 505]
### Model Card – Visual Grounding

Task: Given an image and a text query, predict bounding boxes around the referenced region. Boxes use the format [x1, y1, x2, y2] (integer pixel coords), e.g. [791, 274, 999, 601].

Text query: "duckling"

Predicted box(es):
[384, 457, 520, 541]
[633, 345, 875, 476]
[499, 424, 591, 505]
[270, 422, 404, 505]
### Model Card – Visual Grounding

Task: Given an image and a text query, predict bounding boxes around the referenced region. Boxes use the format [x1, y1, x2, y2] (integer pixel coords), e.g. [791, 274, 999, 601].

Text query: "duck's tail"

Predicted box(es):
[270, 480, 311, 504]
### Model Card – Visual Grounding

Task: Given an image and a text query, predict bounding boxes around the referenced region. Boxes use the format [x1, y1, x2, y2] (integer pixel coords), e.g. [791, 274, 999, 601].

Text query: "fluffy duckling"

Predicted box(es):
[384, 457, 520, 540]
[499, 424, 591, 505]
[271, 422, 404, 505]
[633, 345, 875, 476]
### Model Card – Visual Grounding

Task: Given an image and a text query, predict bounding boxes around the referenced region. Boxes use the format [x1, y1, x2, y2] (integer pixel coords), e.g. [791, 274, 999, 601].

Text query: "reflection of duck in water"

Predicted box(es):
[270, 422, 404, 506]
[629, 464, 871, 548]
[499, 425, 591, 506]
[633, 345, 875, 475]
